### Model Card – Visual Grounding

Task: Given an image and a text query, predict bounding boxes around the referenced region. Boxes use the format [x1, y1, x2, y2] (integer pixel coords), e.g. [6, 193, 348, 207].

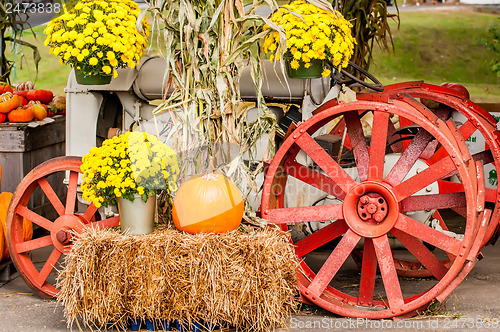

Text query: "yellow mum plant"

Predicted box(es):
[263, 0, 355, 77]
[43, 0, 149, 79]
[81, 132, 179, 208]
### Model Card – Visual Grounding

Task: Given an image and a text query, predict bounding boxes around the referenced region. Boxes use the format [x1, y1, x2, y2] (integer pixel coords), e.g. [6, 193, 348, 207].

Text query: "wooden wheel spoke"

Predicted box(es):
[387, 119, 404, 153]
[295, 132, 356, 196]
[391, 229, 448, 280]
[16, 205, 54, 231]
[89, 216, 120, 229]
[372, 235, 404, 309]
[308, 229, 361, 296]
[15, 235, 53, 254]
[438, 180, 497, 203]
[295, 220, 348, 257]
[472, 150, 494, 166]
[82, 203, 99, 223]
[284, 160, 346, 199]
[401, 193, 466, 212]
[358, 238, 377, 306]
[344, 111, 370, 182]
[267, 204, 343, 224]
[65, 171, 79, 215]
[35, 248, 62, 288]
[368, 112, 389, 180]
[385, 128, 435, 186]
[393, 156, 456, 201]
[394, 214, 461, 256]
[427, 119, 477, 165]
[37, 178, 65, 216]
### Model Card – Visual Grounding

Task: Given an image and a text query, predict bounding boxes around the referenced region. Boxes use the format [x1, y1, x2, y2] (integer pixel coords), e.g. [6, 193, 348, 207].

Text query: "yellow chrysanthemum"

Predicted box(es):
[263, 0, 355, 73]
[44, 0, 149, 78]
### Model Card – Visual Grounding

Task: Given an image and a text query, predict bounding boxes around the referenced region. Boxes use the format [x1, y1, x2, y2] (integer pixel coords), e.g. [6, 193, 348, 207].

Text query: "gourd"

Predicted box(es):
[0, 92, 20, 114]
[0, 192, 33, 260]
[8, 106, 34, 123]
[172, 167, 244, 234]
[0, 82, 13, 94]
[26, 89, 54, 104]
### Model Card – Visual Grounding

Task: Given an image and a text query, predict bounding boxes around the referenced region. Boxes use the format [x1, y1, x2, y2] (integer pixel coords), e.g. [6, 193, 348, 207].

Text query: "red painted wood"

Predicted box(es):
[358, 238, 377, 306]
[373, 235, 404, 310]
[295, 220, 348, 258]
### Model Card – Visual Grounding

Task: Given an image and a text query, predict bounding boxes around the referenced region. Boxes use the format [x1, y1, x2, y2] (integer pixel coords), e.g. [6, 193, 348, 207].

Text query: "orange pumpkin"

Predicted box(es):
[0, 192, 33, 260]
[8, 106, 34, 123]
[0, 219, 3, 261]
[172, 170, 244, 234]
[0, 92, 20, 114]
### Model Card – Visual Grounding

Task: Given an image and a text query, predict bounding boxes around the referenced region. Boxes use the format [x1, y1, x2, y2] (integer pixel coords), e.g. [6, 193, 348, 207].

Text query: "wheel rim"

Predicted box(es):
[6, 156, 120, 298]
[261, 99, 484, 318]
[382, 82, 500, 248]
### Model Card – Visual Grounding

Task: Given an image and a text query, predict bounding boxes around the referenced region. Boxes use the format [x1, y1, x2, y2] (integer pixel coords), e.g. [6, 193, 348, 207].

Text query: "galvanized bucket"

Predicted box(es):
[117, 194, 156, 235]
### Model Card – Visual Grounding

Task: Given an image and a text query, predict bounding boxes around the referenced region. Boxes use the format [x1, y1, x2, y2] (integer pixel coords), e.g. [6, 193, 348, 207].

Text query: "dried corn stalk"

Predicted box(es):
[146, 0, 285, 197]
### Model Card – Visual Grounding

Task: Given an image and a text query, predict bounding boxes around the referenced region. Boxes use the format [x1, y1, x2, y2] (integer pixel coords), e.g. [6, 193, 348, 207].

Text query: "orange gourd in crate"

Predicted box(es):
[8, 106, 34, 123]
[172, 169, 244, 234]
[0, 92, 20, 114]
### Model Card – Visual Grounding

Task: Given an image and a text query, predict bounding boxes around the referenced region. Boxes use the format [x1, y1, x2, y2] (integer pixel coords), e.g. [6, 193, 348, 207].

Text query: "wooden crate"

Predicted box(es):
[0, 116, 66, 218]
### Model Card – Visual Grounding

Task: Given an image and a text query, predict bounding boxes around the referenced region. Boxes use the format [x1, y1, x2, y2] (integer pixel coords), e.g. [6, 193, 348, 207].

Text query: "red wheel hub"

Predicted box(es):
[343, 182, 399, 238]
[357, 193, 388, 222]
[50, 215, 86, 254]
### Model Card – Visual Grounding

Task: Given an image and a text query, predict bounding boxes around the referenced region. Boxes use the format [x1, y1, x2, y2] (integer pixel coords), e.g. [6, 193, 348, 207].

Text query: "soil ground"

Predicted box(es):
[1, 244, 499, 332]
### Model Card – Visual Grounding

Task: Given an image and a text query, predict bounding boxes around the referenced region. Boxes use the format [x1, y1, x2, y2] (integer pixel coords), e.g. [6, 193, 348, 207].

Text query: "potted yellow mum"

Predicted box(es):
[81, 132, 179, 234]
[263, 0, 355, 79]
[44, 0, 150, 85]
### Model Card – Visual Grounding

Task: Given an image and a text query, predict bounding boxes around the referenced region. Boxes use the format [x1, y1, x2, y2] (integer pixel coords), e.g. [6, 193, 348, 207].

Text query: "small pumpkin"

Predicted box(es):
[0, 113, 6, 124]
[172, 164, 244, 234]
[0, 192, 33, 260]
[26, 89, 54, 104]
[8, 106, 34, 123]
[27, 101, 48, 121]
[0, 92, 20, 114]
[0, 220, 3, 262]
[0, 82, 13, 94]
[19, 96, 28, 107]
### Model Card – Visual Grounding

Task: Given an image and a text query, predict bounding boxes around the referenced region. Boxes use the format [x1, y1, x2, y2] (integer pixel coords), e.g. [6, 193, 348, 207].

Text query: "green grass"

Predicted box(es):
[5, 8, 500, 102]
[371, 9, 500, 102]
[6, 25, 70, 96]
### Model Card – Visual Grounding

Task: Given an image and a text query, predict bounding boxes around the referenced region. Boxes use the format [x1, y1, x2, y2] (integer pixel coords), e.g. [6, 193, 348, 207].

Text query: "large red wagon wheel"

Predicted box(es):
[326, 85, 498, 278]
[6, 156, 120, 298]
[261, 98, 486, 318]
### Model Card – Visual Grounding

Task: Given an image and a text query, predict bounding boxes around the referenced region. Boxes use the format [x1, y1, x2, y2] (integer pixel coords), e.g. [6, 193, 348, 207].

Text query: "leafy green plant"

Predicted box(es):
[340, 0, 399, 74]
[0, 0, 40, 83]
[478, 22, 500, 77]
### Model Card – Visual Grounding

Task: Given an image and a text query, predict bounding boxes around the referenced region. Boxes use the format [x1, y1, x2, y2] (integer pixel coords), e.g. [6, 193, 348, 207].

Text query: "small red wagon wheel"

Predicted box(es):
[6, 156, 120, 298]
[261, 98, 486, 318]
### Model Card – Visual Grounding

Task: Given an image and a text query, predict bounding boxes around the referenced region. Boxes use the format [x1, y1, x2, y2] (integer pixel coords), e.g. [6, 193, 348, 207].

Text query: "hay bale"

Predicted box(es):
[57, 227, 299, 331]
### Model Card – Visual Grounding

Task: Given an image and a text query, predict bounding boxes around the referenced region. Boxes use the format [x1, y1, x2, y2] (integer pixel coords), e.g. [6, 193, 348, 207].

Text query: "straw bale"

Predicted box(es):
[57, 227, 299, 331]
